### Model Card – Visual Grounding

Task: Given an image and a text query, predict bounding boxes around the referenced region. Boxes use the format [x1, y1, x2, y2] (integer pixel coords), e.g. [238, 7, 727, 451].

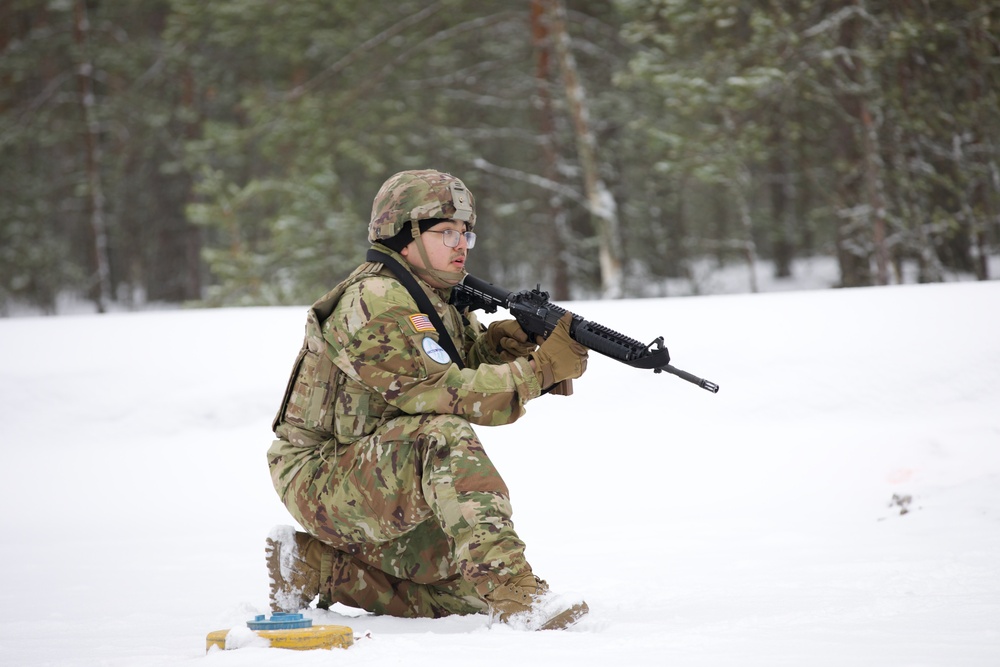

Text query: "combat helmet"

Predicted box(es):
[368, 169, 476, 244]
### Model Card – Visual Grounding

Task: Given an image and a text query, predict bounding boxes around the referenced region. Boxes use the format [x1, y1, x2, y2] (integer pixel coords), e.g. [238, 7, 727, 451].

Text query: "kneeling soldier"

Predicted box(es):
[266, 169, 589, 630]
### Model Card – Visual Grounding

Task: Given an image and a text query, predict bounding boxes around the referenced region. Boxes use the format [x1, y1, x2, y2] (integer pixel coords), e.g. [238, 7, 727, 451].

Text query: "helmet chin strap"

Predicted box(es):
[408, 224, 466, 288]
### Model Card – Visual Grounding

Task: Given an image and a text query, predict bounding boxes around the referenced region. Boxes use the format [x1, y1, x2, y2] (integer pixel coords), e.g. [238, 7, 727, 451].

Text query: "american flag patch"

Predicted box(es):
[408, 313, 435, 333]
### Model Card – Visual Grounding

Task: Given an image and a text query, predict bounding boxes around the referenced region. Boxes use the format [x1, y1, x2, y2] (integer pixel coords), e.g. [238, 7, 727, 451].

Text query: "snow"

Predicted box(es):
[1, 280, 998, 666]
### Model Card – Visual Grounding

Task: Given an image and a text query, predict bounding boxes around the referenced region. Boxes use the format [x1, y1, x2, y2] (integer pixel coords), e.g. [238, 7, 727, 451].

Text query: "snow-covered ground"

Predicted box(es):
[1, 279, 998, 666]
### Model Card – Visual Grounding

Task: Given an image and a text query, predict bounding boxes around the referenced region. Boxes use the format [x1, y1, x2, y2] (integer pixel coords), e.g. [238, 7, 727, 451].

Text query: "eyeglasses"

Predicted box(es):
[424, 229, 476, 249]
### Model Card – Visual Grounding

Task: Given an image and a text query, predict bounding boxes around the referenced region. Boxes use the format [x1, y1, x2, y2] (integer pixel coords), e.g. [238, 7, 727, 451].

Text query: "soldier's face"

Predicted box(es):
[401, 219, 469, 287]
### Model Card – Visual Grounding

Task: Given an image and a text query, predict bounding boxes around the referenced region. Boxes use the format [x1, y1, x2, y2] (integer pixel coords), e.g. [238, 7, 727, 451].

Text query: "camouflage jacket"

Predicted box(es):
[271, 247, 542, 457]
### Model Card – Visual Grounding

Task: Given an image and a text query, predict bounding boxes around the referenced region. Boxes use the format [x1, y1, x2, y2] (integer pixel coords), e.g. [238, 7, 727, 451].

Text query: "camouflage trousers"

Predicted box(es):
[269, 413, 529, 618]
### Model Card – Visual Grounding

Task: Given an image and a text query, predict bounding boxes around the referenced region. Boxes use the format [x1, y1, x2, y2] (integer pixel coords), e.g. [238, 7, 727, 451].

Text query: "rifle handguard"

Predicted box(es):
[570, 320, 669, 368]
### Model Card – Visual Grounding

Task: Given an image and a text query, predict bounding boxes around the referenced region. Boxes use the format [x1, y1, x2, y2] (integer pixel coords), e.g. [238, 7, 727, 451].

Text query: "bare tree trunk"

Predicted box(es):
[830, 0, 874, 287]
[720, 108, 759, 292]
[979, 157, 998, 280]
[73, 0, 112, 312]
[967, 20, 993, 281]
[180, 65, 204, 301]
[543, 0, 624, 298]
[860, 91, 889, 285]
[729, 169, 760, 293]
[530, 0, 570, 300]
[770, 149, 793, 279]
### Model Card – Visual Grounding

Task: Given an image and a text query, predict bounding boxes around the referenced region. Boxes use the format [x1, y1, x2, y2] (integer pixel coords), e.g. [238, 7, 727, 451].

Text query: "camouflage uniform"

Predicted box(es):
[267, 248, 544, 617]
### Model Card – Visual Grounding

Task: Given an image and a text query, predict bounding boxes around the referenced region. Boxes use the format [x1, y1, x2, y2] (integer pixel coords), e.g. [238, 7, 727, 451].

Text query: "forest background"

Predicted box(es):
[2, 0, 998, 315]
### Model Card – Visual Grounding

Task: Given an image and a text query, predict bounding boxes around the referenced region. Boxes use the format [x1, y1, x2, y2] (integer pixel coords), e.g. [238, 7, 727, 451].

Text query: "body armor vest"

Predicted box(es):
[272, 261, 382, 448]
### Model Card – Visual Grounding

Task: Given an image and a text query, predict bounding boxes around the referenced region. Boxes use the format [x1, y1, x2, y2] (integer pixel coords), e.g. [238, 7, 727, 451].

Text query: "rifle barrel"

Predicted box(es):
[662, 364, 720, 393]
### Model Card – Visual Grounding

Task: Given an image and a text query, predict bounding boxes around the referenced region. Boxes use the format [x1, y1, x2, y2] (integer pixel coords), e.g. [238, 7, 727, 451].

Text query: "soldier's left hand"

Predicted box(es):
[485, 319, 536, 361]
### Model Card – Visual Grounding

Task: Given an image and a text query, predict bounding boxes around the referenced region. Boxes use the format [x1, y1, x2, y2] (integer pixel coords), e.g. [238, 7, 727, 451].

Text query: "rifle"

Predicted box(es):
[451, 274, 720, 393]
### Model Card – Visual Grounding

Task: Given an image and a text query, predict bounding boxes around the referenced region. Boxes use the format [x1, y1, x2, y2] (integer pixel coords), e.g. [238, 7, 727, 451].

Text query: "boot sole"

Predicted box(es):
[265, 532, 316, 613]
[264, 536, 287, 612]
[540, 600, 589, 631]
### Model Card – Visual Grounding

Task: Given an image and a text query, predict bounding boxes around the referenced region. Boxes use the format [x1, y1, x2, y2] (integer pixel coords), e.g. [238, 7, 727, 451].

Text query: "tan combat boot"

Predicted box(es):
[485, 571, 589, 631]
[265, 525, 328, 612]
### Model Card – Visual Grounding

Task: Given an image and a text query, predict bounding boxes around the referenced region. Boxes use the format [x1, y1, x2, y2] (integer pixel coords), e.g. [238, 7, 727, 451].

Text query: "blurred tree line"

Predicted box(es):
[1, 0, 997, 314]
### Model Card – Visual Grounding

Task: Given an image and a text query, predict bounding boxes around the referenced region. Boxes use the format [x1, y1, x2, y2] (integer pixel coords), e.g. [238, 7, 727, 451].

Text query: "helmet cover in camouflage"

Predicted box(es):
[368, 170, 476, 243]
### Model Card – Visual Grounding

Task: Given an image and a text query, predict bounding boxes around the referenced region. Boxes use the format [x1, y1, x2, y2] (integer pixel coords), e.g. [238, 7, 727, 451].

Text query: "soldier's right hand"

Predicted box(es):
[529, 313, 588, 389]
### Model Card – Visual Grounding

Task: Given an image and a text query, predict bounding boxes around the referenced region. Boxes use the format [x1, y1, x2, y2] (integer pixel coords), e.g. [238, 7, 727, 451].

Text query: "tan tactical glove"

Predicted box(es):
[529, 313, 588, 390]
[485, 319, 536, 361]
